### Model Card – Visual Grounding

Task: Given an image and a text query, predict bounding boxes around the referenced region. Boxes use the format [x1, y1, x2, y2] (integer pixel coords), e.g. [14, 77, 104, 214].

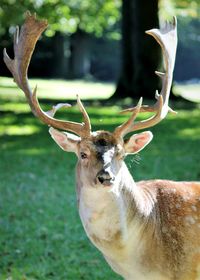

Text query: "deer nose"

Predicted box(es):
[96, 170, 114, 186]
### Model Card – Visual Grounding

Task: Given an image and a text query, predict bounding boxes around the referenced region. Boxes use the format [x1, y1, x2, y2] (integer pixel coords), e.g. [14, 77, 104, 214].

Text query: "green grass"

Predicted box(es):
[0, 78, 200, 280]
[0, 77, 115, 101]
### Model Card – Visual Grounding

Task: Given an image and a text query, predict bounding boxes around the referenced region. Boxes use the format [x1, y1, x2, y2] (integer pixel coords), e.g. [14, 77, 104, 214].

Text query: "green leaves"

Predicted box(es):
[159, 0, 200, 19]
[0, 0, 121, 37]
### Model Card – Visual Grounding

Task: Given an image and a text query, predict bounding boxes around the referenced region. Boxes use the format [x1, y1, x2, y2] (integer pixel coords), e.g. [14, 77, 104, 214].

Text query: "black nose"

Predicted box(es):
[97, 170, 114, 186]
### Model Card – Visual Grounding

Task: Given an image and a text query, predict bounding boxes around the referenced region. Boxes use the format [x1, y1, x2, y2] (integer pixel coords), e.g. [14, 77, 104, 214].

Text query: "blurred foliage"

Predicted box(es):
[174, 0, 199, 18]
[159, 0, 200, 41]
[159, 0, 200, 45]
[0, 0, 121, 37]
[1, 0, 199, 38]
[160, 0, 200, 19]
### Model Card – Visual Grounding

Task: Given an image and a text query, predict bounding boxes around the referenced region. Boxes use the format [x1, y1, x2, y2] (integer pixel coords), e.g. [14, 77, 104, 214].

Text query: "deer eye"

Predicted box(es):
[80, 152, 88, 159]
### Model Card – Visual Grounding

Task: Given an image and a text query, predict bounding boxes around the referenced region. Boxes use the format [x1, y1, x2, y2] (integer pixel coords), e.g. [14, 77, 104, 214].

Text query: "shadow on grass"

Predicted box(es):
[1, 99, 200, 145]
[1, 104, 200, 183]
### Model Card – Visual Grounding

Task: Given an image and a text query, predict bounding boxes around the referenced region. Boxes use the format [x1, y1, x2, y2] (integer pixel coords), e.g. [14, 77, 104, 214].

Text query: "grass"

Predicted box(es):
[0, 77, 200, 280]
[1, 76, 200, 102]
[0, 77, 115, 101]
[174, 82, 200, 102]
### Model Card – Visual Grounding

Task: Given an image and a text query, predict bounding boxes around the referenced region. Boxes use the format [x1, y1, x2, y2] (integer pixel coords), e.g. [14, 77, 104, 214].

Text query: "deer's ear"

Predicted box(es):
[124, 131, 153, 154]
[49, 127, 80, 154]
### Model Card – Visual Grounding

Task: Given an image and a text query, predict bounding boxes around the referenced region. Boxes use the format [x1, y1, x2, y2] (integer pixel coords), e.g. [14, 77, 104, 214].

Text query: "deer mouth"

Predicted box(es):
[101, 179, 114, 187]
[96, 173, 114, 187]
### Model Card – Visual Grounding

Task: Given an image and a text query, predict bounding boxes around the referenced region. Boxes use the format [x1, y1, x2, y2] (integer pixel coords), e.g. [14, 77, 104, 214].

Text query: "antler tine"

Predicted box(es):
[76, 95, 91, 134]
[114, 98, 143, 138]
[46, 102, 72, 118]
[3, 12, 91, 138]
[114, 17, 178, 138]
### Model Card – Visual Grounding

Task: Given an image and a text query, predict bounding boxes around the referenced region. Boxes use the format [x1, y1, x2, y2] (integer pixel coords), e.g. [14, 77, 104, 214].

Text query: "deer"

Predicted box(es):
[4, 11, 200, 280]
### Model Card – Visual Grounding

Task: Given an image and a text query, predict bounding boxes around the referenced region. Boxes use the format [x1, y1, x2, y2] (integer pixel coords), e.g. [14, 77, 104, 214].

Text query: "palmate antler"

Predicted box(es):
[3, 12, 91, 138]
[4, 12, 177, 140]
[114, 17, 178, 138]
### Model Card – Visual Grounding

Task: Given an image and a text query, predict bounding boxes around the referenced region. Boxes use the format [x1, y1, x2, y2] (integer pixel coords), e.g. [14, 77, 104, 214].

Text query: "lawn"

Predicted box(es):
[1, 76, 200, 102]
[0, 77, 115, 101]
[0, 77, 200, 280]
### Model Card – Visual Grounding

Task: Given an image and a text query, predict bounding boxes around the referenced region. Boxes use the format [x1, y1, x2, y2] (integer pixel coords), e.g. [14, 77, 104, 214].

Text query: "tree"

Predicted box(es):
[113, 0, 200, 99]
[1, 0, 198, 87]
[113, 0, 160, 99]
[0, 0, 121, 79]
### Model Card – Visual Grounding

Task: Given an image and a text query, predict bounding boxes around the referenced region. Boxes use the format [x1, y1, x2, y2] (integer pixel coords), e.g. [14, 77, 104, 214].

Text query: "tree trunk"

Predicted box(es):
[68, 29, 91, 79]
[52, 32, 66, 78]
[113, 0, 161, 99]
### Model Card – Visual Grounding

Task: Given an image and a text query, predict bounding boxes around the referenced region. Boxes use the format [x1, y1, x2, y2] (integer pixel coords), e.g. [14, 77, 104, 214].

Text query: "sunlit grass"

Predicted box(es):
[0, 79, 200, 280]
[174, 82, 200, 102]
[0, 102, 31, 113]
[1, 76, 200, 102]
[0, 76, 115, 100]
[0, 125, 40, 136]
[178, 127, 200, 138]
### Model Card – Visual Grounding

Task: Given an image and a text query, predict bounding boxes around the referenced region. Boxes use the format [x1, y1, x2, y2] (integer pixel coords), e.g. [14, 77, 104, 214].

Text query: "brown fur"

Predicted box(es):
[136, 180, 200, 279]
[51, 129, 200, 279]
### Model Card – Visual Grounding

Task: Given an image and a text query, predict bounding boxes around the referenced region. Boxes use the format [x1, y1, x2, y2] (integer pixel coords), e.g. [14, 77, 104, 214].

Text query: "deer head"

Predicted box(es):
[4, 12, 177, 190]
[49, 127, 153, 188]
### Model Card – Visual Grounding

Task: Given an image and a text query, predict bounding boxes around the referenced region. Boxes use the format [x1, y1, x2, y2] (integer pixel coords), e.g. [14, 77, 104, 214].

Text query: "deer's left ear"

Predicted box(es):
[124, 131, 153, 154]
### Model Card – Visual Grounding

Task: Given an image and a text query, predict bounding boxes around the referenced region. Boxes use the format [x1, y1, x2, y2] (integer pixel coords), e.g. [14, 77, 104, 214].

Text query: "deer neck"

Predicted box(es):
[76, 161, 156, 243]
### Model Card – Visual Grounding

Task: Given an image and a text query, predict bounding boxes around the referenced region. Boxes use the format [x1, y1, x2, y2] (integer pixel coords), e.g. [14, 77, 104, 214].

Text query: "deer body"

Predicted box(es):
[78, 165, 200, 280]
[4, 12, 200, 280]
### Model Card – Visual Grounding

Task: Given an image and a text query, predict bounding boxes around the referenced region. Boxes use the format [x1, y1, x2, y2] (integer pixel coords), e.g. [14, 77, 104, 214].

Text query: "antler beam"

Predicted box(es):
[114, 17, 178, 138]
[3, 12, 91, 138]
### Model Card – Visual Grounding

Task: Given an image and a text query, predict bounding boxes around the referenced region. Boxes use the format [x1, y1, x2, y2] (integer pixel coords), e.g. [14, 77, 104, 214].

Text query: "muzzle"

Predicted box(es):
[96, 169, 114, 187]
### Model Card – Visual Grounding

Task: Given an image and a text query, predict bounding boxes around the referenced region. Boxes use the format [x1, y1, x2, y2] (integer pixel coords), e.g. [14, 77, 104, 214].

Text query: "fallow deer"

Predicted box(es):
[4, 12, 200, 280]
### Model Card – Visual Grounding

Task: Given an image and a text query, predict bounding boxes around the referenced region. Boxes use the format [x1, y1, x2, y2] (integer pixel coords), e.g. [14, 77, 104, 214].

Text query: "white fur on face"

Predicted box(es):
[102, 147, 115, 165]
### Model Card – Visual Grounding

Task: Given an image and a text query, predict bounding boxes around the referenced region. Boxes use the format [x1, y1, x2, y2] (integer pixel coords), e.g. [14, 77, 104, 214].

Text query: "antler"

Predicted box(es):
[114, 17, 178, 138]
[3, 12, 91, 138]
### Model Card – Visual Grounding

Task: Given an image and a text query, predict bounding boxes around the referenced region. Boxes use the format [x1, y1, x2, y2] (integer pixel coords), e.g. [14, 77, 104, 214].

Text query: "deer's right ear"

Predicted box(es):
[49, 127, 80, 154]
[124, 131, 153, 154]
